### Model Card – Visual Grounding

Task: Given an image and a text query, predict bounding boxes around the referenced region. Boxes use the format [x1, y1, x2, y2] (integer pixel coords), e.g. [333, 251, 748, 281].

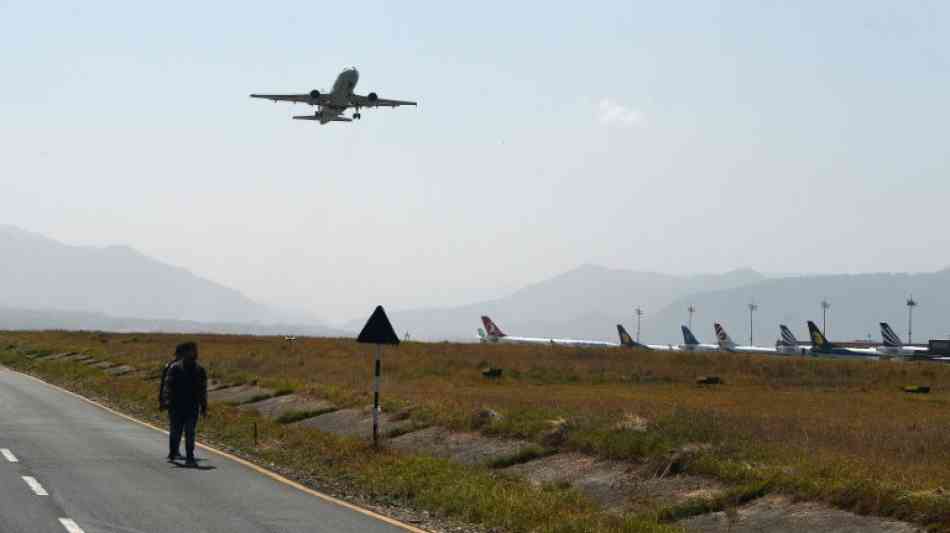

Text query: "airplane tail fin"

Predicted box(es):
[779, 325, 799, 346]
[477, 328, 487, 342]
[880, 322, 903, 347]
[617, 324, 647, 348]
[481, 316, 507, 338]
[714, 323, 737, 350]
[681, 325, 701, 346]
[807, 321, 832, 350]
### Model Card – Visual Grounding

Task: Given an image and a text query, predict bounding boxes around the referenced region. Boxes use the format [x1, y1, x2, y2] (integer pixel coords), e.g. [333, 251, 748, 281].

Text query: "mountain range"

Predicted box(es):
[361, 265, 950, 345]
[0, 225, 343, 336]
[3, 225, 946, 345]
[353, 265, 767, 342]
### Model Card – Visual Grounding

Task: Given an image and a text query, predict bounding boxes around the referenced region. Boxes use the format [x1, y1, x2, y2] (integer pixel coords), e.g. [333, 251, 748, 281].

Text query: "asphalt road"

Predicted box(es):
[0, 367, 413, 533]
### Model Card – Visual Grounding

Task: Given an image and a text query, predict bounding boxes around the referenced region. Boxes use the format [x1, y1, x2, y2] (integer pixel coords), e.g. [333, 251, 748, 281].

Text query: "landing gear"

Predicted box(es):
[353, 112, 362, 120]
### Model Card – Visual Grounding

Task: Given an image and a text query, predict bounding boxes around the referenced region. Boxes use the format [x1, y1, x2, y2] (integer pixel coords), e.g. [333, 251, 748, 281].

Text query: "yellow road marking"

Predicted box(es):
[8, 368, 429, 533]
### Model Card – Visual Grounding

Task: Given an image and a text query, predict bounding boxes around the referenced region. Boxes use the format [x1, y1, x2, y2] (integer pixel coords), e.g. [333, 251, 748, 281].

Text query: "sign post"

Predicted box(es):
[356, 305, 400, 448]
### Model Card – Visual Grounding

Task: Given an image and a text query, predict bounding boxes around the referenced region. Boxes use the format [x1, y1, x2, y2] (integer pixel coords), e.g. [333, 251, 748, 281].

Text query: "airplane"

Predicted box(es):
[478, 316, 617, 348]
[806, 321, 879, 358]
[250, 67, 417, 124]
[713, 323, 777, 354]
[876, 322, 930, 358]
[616, 324, 678, 351]
[679, 325, 720, 352]
[776, 324, 811, 356]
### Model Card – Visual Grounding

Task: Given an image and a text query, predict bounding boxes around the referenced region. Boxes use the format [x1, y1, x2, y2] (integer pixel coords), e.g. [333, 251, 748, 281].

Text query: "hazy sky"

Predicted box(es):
[2, 1, 949, 323]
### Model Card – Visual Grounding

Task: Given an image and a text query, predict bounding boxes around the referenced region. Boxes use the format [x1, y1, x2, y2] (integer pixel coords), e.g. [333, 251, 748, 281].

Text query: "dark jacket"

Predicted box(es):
[162, 360, 208, 414]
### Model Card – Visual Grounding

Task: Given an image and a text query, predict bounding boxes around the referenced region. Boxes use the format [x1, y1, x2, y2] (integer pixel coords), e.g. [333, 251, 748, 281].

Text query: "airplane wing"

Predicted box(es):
[249, 93, 329, 105]
[351, 93, 417, 108]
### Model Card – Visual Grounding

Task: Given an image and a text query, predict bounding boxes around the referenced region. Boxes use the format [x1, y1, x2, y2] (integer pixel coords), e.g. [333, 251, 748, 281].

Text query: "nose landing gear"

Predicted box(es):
[353, 107, 361, 120]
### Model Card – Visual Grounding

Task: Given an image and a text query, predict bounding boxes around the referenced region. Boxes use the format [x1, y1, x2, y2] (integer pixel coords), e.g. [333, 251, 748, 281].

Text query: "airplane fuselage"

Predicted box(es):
[485, 335, 616, 349]
[776, 344, 812, 356]
[329, 68, 359, 107]
[313, 68, 360, 123]
[678, 343, 720, 352]
[811, 346, 880, 359]
[875, 345, 930, 357]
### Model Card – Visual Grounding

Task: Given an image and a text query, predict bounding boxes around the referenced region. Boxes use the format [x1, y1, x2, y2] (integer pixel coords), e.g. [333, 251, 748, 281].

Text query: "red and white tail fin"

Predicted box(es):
[481, 316, 507, 338]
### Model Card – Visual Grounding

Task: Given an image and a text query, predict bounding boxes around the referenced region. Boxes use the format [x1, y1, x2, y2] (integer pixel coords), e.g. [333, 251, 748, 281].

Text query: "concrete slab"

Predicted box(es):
[105, 365, 136, 377]
[680, 495, 922, 533]
[91, 361, 117, 369]
[239, 394, 335, 421]
[45, 352, 77, 361]
[389, 427, 535, 466]
[208, 379, 231, 392]
[504, 452, 723, 512]
[208, 385, 275, 405]
[293, 407, 415, 440]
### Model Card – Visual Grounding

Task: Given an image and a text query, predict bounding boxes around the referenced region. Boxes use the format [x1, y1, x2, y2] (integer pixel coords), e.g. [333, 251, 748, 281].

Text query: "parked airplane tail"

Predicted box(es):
[779, 325, 799, 346]
[713, 323, 737, 350]
[807, 321, 832, 350]
[681, 325, 701, 346]
[481, 316, 507, 338]
[476, 328, 488, 342]
[617, 324, 647, 348]
[880, 322, 903, 347]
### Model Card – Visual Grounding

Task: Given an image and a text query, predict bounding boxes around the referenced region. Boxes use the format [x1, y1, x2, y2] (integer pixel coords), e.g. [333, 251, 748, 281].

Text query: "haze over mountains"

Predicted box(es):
[368, 266, 950, 345]
[0, 225, 342, 336]
[3, 225, 947, 345]
[369, 266, 766, 342]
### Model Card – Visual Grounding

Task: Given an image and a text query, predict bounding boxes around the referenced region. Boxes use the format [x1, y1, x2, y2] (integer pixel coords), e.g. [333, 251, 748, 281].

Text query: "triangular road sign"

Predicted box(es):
[357, 306, 400, 345]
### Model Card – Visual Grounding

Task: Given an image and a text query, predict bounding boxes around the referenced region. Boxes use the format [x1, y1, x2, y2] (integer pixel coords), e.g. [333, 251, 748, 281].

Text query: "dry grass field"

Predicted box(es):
[3, 330, 950, 531]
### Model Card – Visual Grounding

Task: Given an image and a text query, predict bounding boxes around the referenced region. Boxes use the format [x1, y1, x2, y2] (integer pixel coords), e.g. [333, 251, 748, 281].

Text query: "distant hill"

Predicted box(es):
[0, 225, 337, 334]
[644, 270, 950, 345]
[355, 265, 767, 341]
[0, 306, 346, 337]
[357, 264, 950, 345]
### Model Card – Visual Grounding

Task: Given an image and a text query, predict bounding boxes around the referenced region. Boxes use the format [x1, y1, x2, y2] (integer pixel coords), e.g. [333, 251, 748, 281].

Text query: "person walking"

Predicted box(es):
[158, 346, 184, 460]
[162, 342, 208, 467]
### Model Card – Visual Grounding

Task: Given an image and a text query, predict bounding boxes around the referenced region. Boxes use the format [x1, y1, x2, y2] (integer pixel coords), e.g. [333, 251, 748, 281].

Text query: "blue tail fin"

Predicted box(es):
[681, 325, 701, 346]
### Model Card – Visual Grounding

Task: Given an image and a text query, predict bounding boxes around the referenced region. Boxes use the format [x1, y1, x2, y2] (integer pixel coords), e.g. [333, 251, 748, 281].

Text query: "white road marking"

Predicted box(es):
[58, 518, 86, 533]
[22, 475, 48, 496]
[1, 448, 17, 462]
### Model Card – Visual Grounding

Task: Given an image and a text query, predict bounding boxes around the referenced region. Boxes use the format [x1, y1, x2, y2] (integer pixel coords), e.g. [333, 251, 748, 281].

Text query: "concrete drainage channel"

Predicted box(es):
[21, 350, 927, 533]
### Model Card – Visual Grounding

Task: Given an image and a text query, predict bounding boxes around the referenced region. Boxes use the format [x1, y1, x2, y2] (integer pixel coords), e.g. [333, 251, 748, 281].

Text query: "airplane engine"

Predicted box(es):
[309, 89, 320, 100]
[368, 92, 379, 103]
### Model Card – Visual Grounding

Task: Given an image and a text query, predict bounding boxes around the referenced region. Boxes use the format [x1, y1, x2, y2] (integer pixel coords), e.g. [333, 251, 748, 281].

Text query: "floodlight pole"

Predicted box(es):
[635, 307, 643, 343]
[821, 299, 831, 337]
[688, 305, 695, 331]
[373, 343, 381, 447]
[748, 303, 758, 345]
[907, 296, 917, 344]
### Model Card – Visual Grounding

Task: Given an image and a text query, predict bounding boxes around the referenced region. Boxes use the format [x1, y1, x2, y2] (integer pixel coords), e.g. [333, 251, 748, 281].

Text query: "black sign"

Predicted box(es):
[357, 306, 401, 345]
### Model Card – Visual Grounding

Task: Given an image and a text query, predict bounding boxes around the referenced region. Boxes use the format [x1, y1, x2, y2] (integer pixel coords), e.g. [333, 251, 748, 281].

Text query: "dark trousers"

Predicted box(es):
[168, 407, 199, 460]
